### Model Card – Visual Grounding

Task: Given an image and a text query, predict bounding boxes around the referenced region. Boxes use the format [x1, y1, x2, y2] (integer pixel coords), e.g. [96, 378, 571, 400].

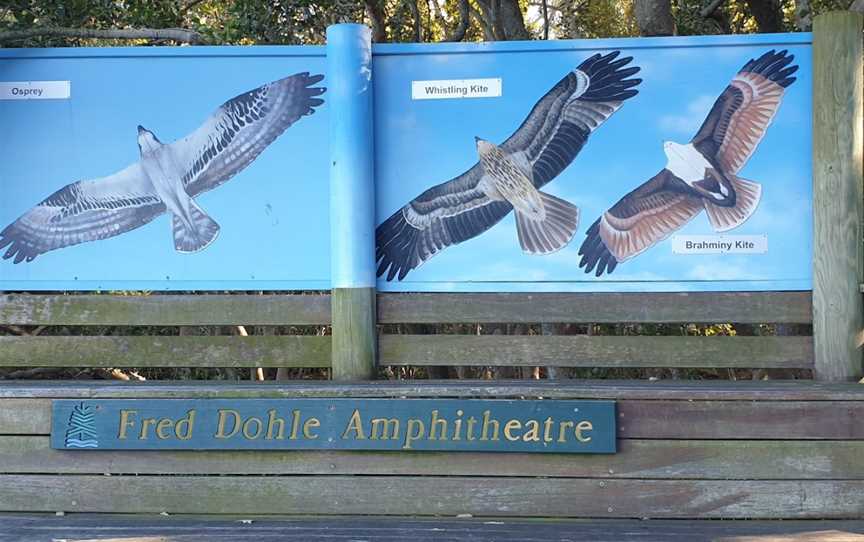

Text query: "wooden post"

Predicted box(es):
[327, 24, 377, 380]
[813, 11, 864, 381]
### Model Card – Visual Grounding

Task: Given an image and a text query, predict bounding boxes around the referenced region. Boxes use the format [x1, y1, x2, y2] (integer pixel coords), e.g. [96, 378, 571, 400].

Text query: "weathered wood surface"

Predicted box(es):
[0, 475, 862, 517]
[0, 380, 860, 400]
[378, 292, 812, 324]
[1, 517, 862, 542]
[0, 400, 43, 435]
[1, 292, 813, 327]
[3, 398, 861, 439]
[2, 436, 863, 479]
[812, 12, 864, 382]
[331, 287, 376, 380]
[0, 336, 331, 368]
[0, 294, 331, 326]
[380, 335, 813, 368]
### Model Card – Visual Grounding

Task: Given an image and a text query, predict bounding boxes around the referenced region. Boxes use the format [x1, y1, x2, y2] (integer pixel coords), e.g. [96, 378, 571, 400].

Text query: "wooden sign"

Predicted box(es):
[51, 399, 616, 453]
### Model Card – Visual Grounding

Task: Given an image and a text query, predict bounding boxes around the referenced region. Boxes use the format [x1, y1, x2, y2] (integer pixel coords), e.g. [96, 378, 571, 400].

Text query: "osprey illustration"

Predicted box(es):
[578, 50, 797, 276]
[0, 72, 325, 263]
[375, 52, 641, 281]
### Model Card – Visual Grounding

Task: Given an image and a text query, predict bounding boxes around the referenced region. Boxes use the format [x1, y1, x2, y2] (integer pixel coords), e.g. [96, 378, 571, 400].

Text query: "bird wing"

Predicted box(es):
[171, 72, 326, 198]
[691, 50, 797, 175]
[502, 51, 641, 188]
[0, 163, 166, 263]
[578, 169, 703, 276]
[376, 164, 513, 281]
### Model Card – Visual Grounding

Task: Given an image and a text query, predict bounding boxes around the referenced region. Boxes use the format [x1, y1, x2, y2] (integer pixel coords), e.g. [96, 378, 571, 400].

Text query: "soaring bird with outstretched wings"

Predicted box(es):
[0, 72, 325, 263]
[376, 52, 642, 281]
[578, 50, 797, 276]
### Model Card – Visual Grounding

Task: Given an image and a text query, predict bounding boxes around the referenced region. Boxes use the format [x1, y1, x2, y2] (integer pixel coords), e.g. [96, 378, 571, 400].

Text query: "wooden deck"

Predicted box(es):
[1, 516, 863, 542]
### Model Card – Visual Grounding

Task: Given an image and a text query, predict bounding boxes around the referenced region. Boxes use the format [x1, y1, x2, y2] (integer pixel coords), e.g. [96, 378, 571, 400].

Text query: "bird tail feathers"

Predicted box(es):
[173, 202, 220, 253]
[704, 176, 762, 232]
[515, 192, 579, 255]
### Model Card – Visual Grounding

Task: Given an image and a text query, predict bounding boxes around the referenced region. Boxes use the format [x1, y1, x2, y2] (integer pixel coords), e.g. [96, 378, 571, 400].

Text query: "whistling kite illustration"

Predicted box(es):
[0, 73, 325, 263]
[376, 52, 642, 281]
[578, 50, 797, 276]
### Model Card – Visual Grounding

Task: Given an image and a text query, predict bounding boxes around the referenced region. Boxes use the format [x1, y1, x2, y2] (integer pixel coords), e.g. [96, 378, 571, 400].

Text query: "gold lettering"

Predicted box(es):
[453, 409, 464, 441]
[370, 417, 400, 440]
[242, 417, 263, 439]
[303, 417, 320, 439]
[557, 420, 574, 443]
[215, 409, 241, 439]
[156, 418, 174, 440]
[543, 416, 554, 443]
[503, 419, 522, 441]
[480, 410, 500, 441]
[403, 419, 425, 450]
[118, 410, 137, 439]
[341, 409, 366, 440]
[522, 420, 541, 442]
[266, 409, 286, 440]
[466, 416, 478, 441]
[575, 420, 593, 443]
[290, 410, 301, 440]
[175, 410, 196, 440]
[139, 418, 158, 440]
[429, 410, 448, 441]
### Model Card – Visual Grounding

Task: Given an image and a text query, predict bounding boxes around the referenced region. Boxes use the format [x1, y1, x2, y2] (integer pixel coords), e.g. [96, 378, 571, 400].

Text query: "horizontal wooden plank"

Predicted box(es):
[2, 517, 863, 542]
[4, 398, 861, 439]
[3, 436, 863, 479]
[0, 475, 861, 518]
[0, 380, 859, 401]
[0, 294, 331, 326]
[0, 336, 331, 368]
[0, 400, 44, 435]
[3, 517, 863, 542]
[378, 292, 813, 324]
[379, 335, 814, 368]
[617, 400, 864, 439]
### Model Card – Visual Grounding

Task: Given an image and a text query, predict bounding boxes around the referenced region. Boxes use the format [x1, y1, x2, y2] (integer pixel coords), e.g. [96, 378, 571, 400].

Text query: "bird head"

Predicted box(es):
[474, 137, 495, 156]
[136, 125, 162, 155]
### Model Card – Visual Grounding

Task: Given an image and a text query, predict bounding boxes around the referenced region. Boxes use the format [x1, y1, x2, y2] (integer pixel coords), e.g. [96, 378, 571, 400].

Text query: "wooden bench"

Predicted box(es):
[0, 291, 861, 523]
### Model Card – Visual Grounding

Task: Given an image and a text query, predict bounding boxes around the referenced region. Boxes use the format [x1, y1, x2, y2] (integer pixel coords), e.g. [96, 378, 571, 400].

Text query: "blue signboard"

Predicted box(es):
[51, 398, 617, 453]
[0, 47, 331, 291]
[1, 31, 812, 293]
[373, 34, 812, 292]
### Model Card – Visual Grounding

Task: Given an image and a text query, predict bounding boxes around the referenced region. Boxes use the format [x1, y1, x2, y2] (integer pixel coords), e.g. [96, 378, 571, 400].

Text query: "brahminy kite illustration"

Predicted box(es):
[578, 50, 797, 276]
[0, 72, 325, 263]
[375, 52, 642, 281]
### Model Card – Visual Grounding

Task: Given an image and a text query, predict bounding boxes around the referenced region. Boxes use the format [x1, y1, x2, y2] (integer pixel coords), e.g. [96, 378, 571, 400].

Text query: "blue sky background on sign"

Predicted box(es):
[51, 398, 617, 453]
[374, 33, 812, 292]
[0, 47, 330, 290]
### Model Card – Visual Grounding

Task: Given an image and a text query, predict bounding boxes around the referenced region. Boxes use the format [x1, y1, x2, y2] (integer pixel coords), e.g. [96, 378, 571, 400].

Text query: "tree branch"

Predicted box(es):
[469, 4, 497, 40]
[541, 0, 550, 39]
[700, 0, 726, 17]
[406, 0, 422, 42]
[447, 0, 470, 41]
[0, 26, 205, 44]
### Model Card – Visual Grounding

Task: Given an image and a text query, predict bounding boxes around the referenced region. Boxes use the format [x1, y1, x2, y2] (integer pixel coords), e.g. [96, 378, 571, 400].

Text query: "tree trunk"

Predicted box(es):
[635, 0, 675, 36]
[499, 0, 530, 39]
[0, 27, 204, 44]
[795, 0, 812, 30]
[364, 0, 388, 42]
[744, 0, 784, 33]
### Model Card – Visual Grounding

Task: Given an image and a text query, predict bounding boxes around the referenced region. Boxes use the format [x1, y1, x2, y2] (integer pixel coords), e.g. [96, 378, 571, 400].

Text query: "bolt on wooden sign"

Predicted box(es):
[51, 399, 616, 453]
[0, 31, 811, 292]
